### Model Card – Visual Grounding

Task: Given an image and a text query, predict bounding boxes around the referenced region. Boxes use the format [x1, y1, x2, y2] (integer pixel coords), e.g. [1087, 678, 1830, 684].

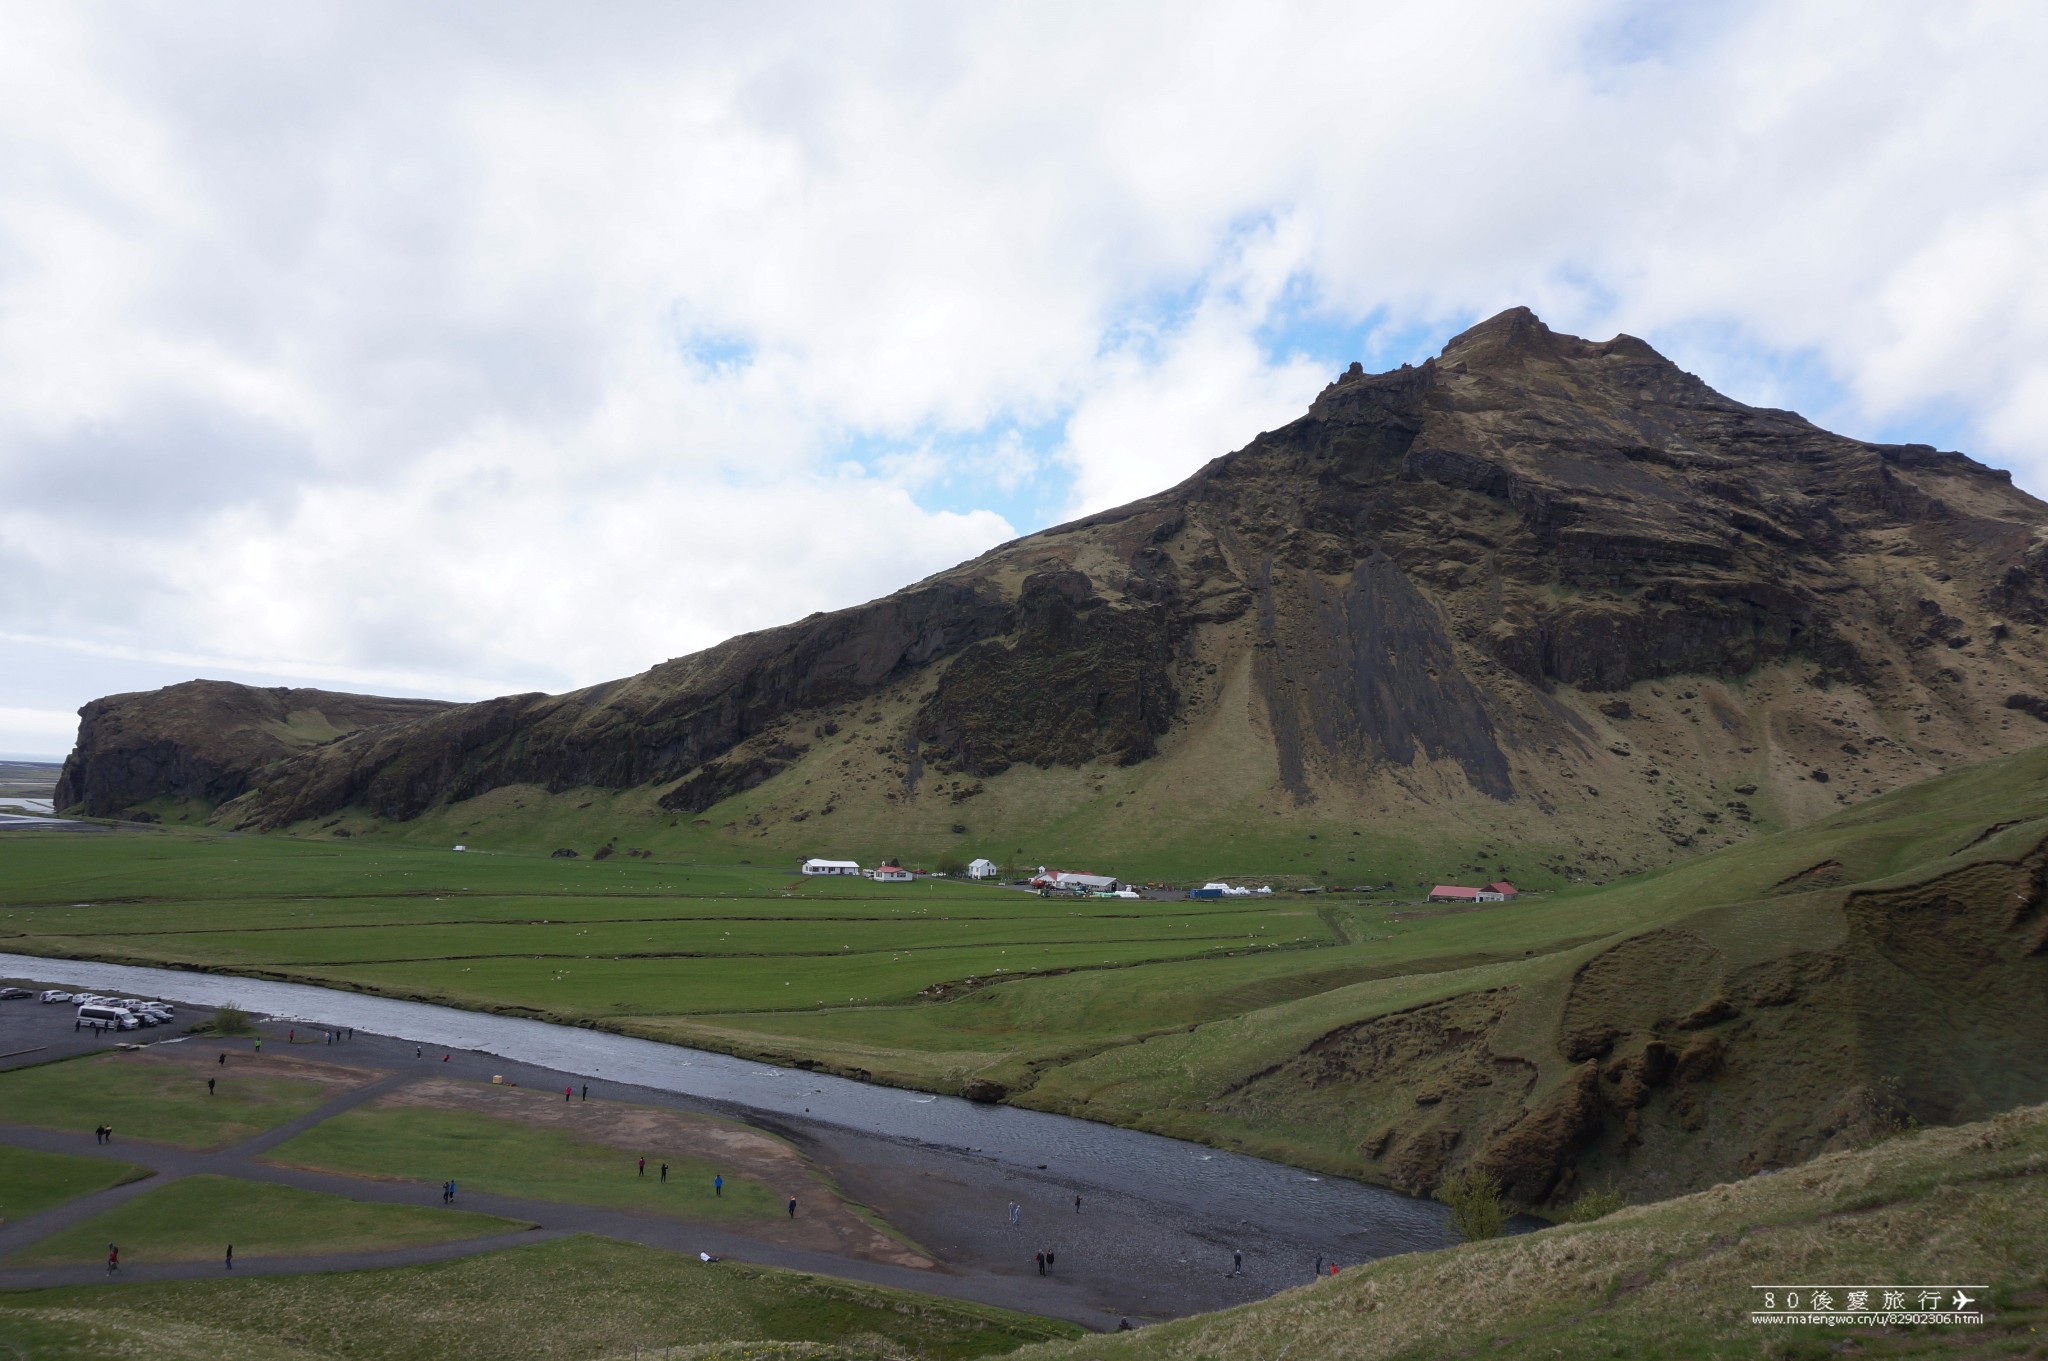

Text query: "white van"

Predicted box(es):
[76, 1003, 139, 1030]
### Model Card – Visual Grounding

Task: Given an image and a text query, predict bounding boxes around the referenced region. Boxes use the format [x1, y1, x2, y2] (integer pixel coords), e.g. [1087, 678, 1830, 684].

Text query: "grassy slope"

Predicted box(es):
[1017, 1102, 2048, 1361]
[266, 1106, 783, 1223]
[0, 1232, 1081, 1361]
[9, 1174, 527, 1265]
[0, 1052, 357, 1149]
[0, 1143, 148, 1222]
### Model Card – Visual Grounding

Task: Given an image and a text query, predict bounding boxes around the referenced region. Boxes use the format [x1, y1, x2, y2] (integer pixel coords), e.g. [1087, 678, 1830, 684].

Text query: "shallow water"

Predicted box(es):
[0, 951, 1447, 1258]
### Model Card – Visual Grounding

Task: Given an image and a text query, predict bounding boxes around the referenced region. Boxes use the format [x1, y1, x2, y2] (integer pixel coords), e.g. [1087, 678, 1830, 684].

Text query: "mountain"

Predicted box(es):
[58, 308, 2048, 878]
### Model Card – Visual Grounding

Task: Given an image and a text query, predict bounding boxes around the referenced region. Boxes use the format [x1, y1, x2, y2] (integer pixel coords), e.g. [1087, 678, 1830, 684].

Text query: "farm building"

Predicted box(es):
[967, 858, 999, 879]
[871, 865, 914, 882]
[1488, 880, 1519, 897]
[801, 858, 861, 876]
[1427, 884, 1508, 903]
[1030, 866, 1122, 892]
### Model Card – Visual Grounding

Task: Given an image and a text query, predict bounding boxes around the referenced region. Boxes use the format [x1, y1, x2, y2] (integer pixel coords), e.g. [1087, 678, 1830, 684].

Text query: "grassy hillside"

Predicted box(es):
[5, 743, 2046, 1207]
[0, 1233, 1077, 1360]
[1017, 1100, 2048, 1360]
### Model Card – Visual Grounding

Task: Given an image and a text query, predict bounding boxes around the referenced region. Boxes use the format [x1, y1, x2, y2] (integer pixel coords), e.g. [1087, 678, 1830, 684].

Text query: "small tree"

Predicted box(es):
[933, 852, 967, 876]
[1437, 1167, 1507, 1243]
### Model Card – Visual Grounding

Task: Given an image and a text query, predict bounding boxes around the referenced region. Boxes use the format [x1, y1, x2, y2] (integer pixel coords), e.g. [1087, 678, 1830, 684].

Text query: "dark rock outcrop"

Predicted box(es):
[54, 681, 454, 817]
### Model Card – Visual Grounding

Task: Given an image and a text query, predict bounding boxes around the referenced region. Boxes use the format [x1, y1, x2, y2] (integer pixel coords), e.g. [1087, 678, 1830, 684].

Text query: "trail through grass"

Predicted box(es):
[8, 1174, 528, 1265]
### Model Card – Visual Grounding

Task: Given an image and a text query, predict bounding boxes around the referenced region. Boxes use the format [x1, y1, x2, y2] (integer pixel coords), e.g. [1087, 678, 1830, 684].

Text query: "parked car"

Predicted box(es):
[0, 986, 32, 1000]
[39, 990, 73, 1003]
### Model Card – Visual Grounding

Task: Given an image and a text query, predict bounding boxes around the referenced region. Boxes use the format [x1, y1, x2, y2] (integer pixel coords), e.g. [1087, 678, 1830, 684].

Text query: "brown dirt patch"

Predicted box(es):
[376, 1077, 933, 1269]
[131, 1044, 381, 1089]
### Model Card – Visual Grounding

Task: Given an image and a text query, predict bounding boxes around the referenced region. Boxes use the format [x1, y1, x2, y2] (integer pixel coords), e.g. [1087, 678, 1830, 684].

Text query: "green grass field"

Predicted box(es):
[1017, 1101, 2048, 1361]
[0, 1143, 149, 1223]
[7, 1174, 528, 1266]
[0, 1052, 359, 1149]
[0, 1232, 1081, 1360]
[266, 1105, 782, 1222]
[5, 743, 2046, 1199]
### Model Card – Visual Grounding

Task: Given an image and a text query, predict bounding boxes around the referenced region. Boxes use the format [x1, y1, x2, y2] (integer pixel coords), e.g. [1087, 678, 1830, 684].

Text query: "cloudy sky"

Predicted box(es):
[4, 1, 2047, 759]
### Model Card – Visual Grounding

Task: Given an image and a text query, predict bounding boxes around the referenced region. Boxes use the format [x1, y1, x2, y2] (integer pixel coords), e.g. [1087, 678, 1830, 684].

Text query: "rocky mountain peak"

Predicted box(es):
[58, 312, 2048, 879]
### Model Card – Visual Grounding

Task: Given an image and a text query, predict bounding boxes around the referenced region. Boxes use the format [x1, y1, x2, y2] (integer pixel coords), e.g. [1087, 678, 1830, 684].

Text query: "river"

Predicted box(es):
[0, 950, 1452, 1322]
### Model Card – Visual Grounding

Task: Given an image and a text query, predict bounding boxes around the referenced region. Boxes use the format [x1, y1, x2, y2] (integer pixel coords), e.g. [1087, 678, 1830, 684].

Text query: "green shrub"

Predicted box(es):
[1437, 1167, 1506, 1243]
[933, 852, 967, 876]
[207, 1004, 256, 1036]
[1565, 1187, 1627, 1222]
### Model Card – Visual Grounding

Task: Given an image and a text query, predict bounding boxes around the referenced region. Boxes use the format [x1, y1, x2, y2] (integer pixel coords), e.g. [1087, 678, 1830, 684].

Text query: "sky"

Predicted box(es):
[4, 1, 2048, 760]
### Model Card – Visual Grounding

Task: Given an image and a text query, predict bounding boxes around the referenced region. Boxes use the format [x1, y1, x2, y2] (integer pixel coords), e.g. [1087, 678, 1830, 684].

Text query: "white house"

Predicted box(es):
[871, 865, 914, 882]
[967, 858, 999, 880]
[801, 858, 861, 876]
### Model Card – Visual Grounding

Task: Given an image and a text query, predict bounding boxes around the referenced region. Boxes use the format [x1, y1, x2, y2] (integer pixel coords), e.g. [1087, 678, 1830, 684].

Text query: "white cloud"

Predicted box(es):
[2, 0, 2047, 730]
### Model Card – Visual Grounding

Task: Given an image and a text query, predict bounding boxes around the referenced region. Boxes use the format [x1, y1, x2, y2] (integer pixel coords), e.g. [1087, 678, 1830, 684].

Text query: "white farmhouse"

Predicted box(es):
[871, 865, 914, 882]
[967, 858, 999, 880]
[801, 858, 861, 876]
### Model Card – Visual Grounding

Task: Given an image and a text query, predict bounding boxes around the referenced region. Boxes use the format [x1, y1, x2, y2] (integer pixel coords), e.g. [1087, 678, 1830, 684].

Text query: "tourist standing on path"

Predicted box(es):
[787, 1197, 798, 1218]
[1046, 1250, 1055, 1272]
[1314, 1254, 1322, 1278]
[1035, 1251, 1045, 1276]
[1232, 1248, 1242, 1277]
[638, 1157, 645, 1177]
[565, 1085, 572, 1101]
[581, 1084, 588, 1101]
[416, 1045, 422, 1059]
[254, 1037, 262, 1053]
[208, 1077, 215, 1095]
[225, 1244, 233, 1270]
[1074, 1194, 1082, 1213]
[660, 1163, 668, 1183]
[713, 1174, 722, 1197]
[106, 1244, 118, 1274]
[1010, 1202, 1021, 1227]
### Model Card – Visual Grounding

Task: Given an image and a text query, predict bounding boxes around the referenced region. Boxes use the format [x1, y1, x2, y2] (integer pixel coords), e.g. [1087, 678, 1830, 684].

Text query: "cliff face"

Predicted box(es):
[61, 309, 2048, 863]
[54, 681, 455, 817]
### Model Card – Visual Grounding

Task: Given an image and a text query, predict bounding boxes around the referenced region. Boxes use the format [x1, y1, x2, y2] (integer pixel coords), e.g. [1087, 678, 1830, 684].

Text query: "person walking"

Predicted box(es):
[1035, 1251, 1045, 1276]
[225, 1244, 233, 1270]
[1046, 1249, 1056, 1272]
[254, 1036, 262, 1053]
[1314, 1254, 1322, 1278]
[1073, 1194, 1082, 1214]
[787, 1196, 797, 1218]
[448, 1179, 457, 1203]
[416, 1045, 423, 1059]
[713, 1174, 722, 1197]
[565, 1085, 572, 1101]
[1232, 1248, 1242, 1277]
[107, 1244, 119, 1274]
[581, 1084, 588, 1101]
[218, 1051, 226, 1066]
[104, 1124, 113, 1143]
[638, 1157, 645, 1177]
[1010, 1202, 1021, 1227]
[208, 1077, 216, 1095]
[660, 1163, 668, 1184]
[289, 1029, 294, 1043]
